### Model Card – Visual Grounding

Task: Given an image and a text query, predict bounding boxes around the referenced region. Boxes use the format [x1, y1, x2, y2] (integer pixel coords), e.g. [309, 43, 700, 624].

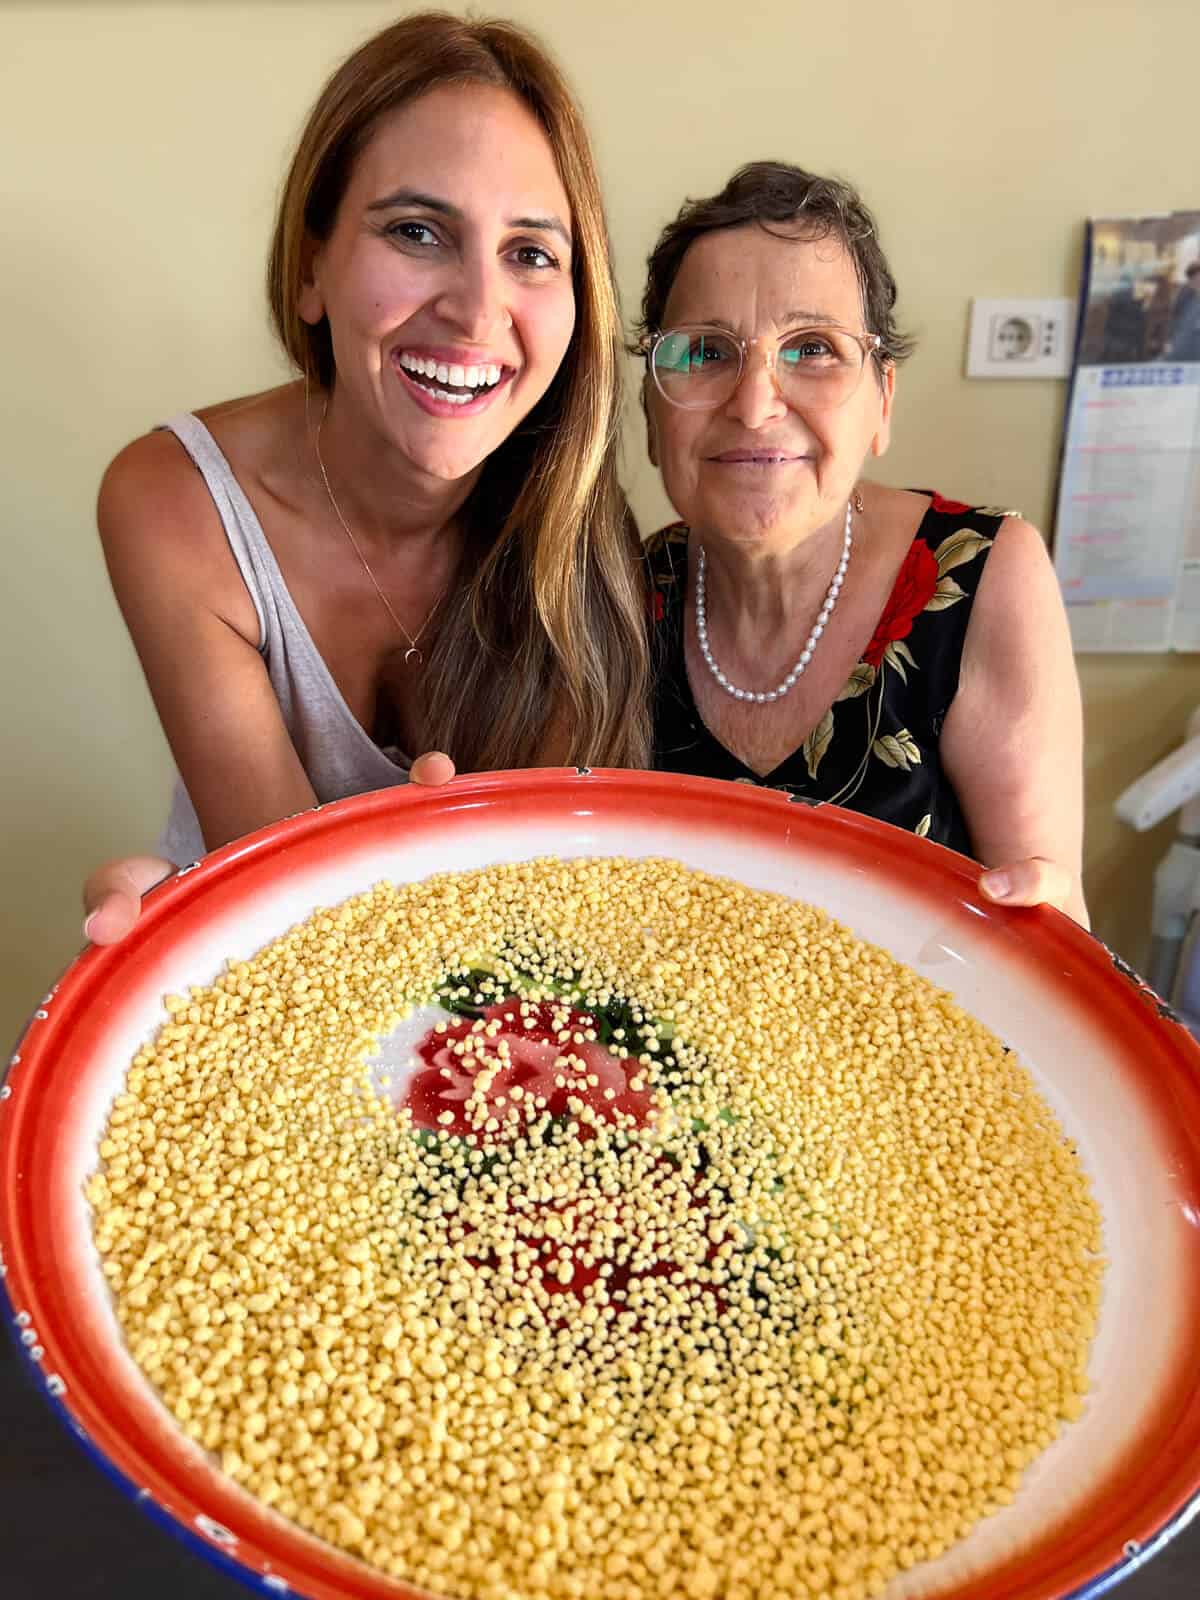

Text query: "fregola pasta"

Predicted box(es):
[87, 857, 1103, 1600]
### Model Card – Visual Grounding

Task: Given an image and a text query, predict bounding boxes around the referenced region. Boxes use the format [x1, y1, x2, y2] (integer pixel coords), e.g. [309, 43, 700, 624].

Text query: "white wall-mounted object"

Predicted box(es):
[965, 297, 1077, 378]
[1115, 730, 1200, 837]
[1114, 706, 1200, 1025]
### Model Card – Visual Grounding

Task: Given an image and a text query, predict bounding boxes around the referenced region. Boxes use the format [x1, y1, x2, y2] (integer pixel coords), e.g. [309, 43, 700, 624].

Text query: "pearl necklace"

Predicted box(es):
[694, 501, 853, 703]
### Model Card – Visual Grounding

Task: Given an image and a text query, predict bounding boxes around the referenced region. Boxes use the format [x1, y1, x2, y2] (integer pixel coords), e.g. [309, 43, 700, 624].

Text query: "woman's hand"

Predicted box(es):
[978, 857, 1087, 927]
[409, 751, 457, 786]
[83, 856, 175, 946]
[80, 755, 459, 949]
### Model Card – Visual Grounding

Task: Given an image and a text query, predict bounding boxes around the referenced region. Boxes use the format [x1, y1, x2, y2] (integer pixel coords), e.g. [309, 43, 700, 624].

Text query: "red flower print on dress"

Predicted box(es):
[929, 491, 971, 514]
[651, 588, 666, 623]
[862, 539, 939, 668]
[404, 998, 654, 1138]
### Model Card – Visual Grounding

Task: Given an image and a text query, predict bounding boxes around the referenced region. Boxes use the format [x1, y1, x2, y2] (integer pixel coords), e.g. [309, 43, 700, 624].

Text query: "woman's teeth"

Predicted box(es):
[398, 352, 504, 404]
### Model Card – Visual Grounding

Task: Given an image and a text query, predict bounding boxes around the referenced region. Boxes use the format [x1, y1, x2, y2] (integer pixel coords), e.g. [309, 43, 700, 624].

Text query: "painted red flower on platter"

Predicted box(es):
[862, 537, 939, 667]
[404, 997, 655, 1138]
[502, 1166, 699, 1313]
[403, 995, 727, 1313]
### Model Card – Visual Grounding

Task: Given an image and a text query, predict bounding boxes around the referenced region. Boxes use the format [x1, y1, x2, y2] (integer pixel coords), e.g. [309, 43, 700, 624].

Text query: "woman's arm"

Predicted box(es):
[98, 432, 318, 850]
[940, 516, 1088, 927]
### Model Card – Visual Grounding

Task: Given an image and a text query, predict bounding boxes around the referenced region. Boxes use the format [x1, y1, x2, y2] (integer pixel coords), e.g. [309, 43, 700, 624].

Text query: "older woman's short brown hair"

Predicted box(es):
[636, 160, 915, 370]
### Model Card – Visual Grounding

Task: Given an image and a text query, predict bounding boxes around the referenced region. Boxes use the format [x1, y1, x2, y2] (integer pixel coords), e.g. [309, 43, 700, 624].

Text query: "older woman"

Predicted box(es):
[638, 162, 1086, 924]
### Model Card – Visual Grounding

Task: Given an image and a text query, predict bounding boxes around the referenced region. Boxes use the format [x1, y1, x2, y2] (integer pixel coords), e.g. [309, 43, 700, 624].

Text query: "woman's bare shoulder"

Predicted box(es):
[860, 482, 930, 518]
[96, 425, 252, 635]
[196, 381, 305, 458]
[857, 481, 935, 539]
[97, 429, 214, 565]
[97, 384, 299, 561]
[854, 482, 933, 576]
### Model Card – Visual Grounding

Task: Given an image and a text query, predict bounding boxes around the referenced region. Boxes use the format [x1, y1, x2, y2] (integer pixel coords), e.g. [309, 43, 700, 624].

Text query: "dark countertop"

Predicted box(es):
[3, 1334, 238, 1599]
[3, 1335, 1198, 1599]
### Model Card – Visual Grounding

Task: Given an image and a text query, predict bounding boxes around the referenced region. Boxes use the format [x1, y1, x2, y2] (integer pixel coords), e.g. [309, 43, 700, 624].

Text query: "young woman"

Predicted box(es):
[86, 10, 648, 933]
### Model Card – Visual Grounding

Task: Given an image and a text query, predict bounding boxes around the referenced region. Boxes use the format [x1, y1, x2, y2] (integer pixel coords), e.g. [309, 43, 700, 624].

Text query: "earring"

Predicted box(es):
[852, 489, 865, 514]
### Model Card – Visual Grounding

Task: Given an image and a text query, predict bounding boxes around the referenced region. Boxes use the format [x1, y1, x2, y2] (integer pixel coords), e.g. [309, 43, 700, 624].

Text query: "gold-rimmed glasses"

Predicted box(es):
[643, 324, 883, 411]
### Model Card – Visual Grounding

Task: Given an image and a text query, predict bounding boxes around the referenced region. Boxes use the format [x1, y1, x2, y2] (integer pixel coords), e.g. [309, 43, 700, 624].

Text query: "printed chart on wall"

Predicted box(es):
[1054, 211, 1200, 651]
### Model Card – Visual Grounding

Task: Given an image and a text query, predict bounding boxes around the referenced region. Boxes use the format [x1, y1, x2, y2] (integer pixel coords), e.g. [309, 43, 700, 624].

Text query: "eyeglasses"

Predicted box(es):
[643, 324, 883, 411]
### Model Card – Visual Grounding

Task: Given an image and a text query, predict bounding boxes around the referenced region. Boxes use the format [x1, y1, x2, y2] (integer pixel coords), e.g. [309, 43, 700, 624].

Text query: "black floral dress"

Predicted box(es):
[648, 492, 1013, 856]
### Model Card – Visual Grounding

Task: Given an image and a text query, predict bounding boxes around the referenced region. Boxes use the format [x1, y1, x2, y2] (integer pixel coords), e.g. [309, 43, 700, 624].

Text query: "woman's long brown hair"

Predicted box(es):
[268, 12, 649, 772]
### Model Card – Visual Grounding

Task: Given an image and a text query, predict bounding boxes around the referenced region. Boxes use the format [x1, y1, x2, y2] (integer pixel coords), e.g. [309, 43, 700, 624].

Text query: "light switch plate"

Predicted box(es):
[965, 298, 1076, 378]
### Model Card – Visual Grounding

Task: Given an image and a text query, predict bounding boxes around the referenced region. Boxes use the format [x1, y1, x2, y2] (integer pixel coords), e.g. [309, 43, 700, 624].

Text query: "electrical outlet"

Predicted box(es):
[965, 298, 1076, 378]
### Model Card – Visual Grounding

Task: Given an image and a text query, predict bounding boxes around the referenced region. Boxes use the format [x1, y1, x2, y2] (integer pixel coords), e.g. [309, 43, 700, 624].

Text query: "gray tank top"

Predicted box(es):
[156, 413, 410, 865]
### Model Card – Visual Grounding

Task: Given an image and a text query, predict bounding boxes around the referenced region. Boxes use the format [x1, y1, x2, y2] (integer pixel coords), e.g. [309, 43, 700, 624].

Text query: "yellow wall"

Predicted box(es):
[3, 0, 1198, 1045]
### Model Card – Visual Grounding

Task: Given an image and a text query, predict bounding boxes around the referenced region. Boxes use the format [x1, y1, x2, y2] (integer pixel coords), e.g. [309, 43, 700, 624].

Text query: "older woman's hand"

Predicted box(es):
[977, 858, 1088, 928]
[80, 753, 461, 948]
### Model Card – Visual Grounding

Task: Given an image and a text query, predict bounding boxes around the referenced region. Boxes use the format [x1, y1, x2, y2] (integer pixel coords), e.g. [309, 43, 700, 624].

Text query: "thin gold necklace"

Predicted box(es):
[313, 407, 446, 666]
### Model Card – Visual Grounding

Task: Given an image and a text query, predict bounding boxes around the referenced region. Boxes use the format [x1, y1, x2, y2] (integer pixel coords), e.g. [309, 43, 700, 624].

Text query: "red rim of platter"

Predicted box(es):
[3, 768, 1200, 1600]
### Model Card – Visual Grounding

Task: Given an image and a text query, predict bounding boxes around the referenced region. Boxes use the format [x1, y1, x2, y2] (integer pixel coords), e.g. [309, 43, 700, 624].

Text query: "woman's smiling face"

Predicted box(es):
[647, 224, 895, 552]
[300, 82, 577, 482]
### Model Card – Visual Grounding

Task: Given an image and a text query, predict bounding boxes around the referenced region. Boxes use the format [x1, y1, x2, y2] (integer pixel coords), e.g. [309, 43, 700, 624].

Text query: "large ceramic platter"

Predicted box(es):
[4, 769, 1200, 1600]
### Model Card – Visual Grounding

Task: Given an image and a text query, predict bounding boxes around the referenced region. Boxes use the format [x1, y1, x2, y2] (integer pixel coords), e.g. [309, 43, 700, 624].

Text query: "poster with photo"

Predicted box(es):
[1054, 211, 1200, 652]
